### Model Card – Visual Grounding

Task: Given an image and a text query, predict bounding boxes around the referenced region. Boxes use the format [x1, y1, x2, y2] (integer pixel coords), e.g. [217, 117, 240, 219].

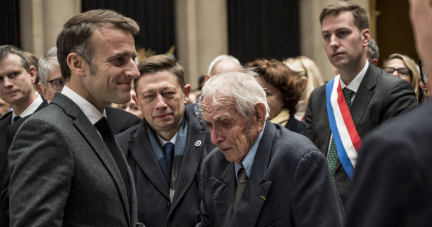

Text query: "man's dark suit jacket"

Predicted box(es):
[0, 103, 140, 226]
[346, 100, 432, 226]
[116, 110, 215, 227]
[198, 121, 345, 227]
[0, 100, 48, 227]
[303, 64, 417, 208]
[7, 93, 140, 227]
[185, 103, 196, 117]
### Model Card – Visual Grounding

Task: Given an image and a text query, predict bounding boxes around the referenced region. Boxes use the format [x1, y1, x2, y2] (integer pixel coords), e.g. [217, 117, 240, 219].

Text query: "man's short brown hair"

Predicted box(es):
[56, 9, 139, 80]
[135, 54, 185, 95]
[319, 2, 369, 31]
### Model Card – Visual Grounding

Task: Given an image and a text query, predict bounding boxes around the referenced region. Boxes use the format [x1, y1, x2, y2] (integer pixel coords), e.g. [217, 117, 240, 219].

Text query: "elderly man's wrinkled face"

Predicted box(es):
[202, 95, 262, 164]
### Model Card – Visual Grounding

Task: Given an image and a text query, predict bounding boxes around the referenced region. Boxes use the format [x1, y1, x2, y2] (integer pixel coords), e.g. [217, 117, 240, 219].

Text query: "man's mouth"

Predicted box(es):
[332, 52, 344, 57]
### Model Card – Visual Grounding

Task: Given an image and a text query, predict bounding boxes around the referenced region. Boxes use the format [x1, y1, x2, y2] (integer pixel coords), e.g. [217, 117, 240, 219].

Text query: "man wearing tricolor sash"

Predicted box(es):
[303, 2, 417, 209]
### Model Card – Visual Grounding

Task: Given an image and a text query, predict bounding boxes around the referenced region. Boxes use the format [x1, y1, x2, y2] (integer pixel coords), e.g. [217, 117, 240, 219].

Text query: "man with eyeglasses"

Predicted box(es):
[0, 45, 49, 227]
[346, 0, 432, 226]
[303, 2, 418, 210]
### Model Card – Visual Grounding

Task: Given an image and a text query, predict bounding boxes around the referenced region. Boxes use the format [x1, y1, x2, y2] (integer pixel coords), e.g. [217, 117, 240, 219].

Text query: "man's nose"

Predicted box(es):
[210, 127, 224, 145]
[330, 35, 340, 48]
[125, 59, 140, 79]
[3, 77, 13, 87]
[154, 94, 168, 109]
[392, 71, 399, 77]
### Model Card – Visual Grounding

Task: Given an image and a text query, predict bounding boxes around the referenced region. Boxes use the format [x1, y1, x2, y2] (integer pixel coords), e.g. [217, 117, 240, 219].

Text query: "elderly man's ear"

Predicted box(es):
[255, 102, 267, 129]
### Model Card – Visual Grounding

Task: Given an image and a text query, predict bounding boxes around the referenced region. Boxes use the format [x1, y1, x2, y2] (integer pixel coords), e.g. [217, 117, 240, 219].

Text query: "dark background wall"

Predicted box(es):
[376, 0, 416, 66]
[0, 0, 20, 47]
[227, 0, 300, 64]
[82, 0, 176, 57]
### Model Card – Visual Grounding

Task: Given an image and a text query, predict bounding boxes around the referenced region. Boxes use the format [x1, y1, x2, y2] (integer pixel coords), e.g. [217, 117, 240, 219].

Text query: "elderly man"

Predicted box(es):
[116, 55, 215, 227]
[186, 55, 242, 118]
[198, 71, 345, 227]
[303, 2, 417, 209]
[345, 0, 432, 226]
[7, 10, 143, 227]
[0, 45, 48, 227]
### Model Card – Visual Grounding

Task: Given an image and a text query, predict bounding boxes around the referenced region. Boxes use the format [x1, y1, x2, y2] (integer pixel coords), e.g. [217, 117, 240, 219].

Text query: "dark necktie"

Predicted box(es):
[12, 116, 21, 124]
[95, 117, 130, 200]
[234, 167, 248, 210]
[328, 88, 353, 182]
[163, 142, 174, 180]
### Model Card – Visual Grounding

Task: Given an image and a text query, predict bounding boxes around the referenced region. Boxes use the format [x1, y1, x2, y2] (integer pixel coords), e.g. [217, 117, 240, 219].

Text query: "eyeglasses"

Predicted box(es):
[382, 67, 411, 78]
[419, 59, 429, 85]
[48, 78, 66, 91]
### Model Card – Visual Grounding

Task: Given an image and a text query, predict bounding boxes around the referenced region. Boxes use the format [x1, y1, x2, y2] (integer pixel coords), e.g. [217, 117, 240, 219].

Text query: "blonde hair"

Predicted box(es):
[284, 56, 325, 106]
[384, 53, 420, 101]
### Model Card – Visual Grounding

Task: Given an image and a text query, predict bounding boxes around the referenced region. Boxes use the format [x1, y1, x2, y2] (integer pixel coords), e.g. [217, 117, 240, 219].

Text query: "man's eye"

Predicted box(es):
[265, 92, 271, 96]
[323, 34, 331, 39]
[164, 92, 175, 97]
[144, 95, 154, 99]
[113, 58, 123, 65]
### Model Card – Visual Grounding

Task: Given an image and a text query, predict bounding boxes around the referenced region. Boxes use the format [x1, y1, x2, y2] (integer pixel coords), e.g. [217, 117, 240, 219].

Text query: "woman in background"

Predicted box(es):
[284, 56, 325, 121]
[383, 53, 421, 102]
[244, 59, 303, 133]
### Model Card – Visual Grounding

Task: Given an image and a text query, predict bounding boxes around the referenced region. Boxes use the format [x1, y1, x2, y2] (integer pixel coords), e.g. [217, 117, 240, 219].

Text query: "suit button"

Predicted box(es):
[167, 202, 171, 208]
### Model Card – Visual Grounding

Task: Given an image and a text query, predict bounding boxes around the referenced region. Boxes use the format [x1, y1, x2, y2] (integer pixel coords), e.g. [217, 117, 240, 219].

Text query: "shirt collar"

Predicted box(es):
[339, 60, 369, 92]
[235, 121, 266, 180]
[61, 85, 106, 125]
[157, 133, 178, 147]
[12, 95, 43, 123]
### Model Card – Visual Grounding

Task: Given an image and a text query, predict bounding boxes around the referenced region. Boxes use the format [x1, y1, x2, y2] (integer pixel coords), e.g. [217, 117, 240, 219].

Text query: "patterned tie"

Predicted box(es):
[163, 142, 174, 180]
[12, 116, 21, 124]
[234, 167, 248, 210]
[95, 117, 131, 200]
[328, 88, 353, 182]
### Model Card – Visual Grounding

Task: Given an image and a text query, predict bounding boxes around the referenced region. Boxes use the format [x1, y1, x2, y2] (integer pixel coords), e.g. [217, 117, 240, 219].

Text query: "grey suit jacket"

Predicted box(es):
[303, 64, 417, 208]
[8, 93, 140, 227]
[199, 121, 345, 227]
[116, 110, 215, 227]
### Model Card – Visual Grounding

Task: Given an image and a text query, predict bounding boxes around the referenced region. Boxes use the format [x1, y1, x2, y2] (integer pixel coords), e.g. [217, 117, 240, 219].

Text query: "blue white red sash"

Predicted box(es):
[326, 75, 362, 180]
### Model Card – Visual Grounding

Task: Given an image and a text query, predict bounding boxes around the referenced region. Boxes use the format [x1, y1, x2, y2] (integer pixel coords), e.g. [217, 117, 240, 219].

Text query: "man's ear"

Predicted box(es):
[183, 84, 191, 104]
[254, 102, 267, 129]
[204, 74, 211, 83]
[362, 29, 371, 47]
[29, 66, 37, 84]
[67, 53, 86, 77]
[370, 58, 379, 67]
[37, 82, 50, 102]
[132, 93, 141, 110]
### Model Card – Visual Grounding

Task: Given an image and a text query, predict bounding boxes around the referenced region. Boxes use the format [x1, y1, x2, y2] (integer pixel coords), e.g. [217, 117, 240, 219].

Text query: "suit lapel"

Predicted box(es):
[129, 120, 170, 199]
[170, 113, 206, 212]
[211, 161, 236, 227]
[52, 93, 131, 226]
[229, 121, 274, 227]
[350, 64, 377, 129]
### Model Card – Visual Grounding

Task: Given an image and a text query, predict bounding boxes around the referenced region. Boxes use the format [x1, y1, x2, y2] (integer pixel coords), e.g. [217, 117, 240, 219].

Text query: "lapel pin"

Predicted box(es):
[195, 140, 202, 147]
[261, 196, 266, 200]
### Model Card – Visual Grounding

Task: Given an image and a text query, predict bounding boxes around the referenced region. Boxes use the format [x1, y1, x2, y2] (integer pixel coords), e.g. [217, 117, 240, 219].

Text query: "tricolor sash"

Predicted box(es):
[326, 75, 362, 179]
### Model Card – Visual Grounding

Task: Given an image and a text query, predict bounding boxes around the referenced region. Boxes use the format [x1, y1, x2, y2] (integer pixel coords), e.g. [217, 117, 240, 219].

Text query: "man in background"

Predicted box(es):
[116, 55, 215, 227]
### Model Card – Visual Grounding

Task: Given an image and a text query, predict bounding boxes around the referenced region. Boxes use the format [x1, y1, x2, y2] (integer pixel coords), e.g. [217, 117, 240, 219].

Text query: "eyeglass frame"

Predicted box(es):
[47, 78, 66, 91]
[419, 59, 428, 85]
[382, 67, 412, 78]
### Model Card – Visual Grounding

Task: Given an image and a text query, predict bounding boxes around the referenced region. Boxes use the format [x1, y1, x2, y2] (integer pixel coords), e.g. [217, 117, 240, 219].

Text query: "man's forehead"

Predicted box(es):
[202, 96, 238, 119]
[322, 11, 355, 30]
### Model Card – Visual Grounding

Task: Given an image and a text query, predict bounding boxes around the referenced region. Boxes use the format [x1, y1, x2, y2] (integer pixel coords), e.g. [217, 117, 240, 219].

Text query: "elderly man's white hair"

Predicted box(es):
[38, 47, 59, 86]
[202, 70, 270, 119]
[207, 55, 241, 75]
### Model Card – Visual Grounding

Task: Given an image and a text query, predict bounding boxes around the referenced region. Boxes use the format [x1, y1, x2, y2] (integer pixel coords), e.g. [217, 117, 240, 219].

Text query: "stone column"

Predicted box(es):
[20, 0, 80, 56]
[175, 0, 228, 89]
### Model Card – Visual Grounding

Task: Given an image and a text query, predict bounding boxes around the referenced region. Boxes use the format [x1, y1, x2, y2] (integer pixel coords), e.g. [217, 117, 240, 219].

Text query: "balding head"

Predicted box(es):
[205, 55, 242, 83]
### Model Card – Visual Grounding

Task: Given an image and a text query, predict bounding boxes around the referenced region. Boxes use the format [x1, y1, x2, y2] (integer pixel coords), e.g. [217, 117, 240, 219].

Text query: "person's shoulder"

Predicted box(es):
[115, 123, 140, 141]
[0, 111, 12, 123]
[309, 83, 326, 97]
[274, 124, 322, 158]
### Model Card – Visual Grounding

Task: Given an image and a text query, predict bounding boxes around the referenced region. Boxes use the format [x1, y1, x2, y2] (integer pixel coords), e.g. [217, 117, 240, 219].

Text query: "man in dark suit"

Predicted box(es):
[0, 45, 49, 227]
[346, 0, 432, 226]
[116, 55, 215, 227]
[0, 46, 141, 226]
[7, 10, 143, 226]
[303, 2, 417, 209]
[198, 71, 345, 227]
